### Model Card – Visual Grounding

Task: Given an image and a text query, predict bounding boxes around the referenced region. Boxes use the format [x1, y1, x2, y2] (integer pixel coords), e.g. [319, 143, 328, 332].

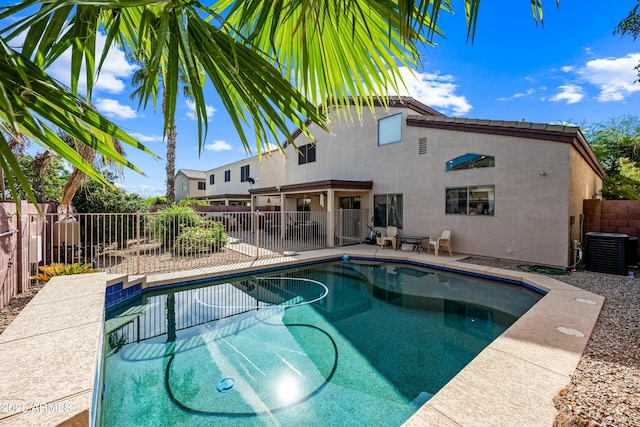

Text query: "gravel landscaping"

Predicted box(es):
[460, 257, 640, 427]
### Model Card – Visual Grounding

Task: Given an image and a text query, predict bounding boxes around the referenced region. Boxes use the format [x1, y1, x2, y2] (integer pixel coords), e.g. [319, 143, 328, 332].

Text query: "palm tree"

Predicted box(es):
[57, 132, 126, 213]
[130, 61, 192, 204]
[0, 1, 550, 209]
[32, 151, 56, 203]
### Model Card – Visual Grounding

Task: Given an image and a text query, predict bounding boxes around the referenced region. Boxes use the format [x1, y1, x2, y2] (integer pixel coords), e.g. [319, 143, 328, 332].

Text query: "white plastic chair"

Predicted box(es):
[378, 226, 399, 249]
[428, 230, 452, 256]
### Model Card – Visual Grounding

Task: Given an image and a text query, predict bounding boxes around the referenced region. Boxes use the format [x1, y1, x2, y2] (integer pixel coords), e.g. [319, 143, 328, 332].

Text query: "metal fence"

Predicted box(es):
[26, 209, 369, 276]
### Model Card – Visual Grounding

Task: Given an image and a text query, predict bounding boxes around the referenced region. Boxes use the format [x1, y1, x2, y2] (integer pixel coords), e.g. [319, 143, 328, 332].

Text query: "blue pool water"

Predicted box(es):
[99, 260, 543, 426]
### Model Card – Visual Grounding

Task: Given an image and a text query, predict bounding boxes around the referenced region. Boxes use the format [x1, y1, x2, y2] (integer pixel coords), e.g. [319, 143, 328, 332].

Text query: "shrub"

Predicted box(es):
[147, 204, 205, 245]
[31, 263, 99, 282]
[173, 221, 229, 255]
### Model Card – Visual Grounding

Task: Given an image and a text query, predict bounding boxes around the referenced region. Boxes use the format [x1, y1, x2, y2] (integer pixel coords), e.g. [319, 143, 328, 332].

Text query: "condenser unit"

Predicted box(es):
[585, 232, 629, 276]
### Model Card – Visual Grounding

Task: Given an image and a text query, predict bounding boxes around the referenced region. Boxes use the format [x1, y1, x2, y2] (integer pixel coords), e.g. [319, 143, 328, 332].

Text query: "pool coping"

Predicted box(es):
[0, 246, 604, 426]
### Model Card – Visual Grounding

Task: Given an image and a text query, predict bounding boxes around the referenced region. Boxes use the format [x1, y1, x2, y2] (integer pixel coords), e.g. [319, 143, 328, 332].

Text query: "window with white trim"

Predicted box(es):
[378, 114, 402, 146]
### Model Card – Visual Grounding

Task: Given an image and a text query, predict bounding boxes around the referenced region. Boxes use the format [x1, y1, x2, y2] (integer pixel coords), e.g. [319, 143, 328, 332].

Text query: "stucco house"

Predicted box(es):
[176, 97, 604, 267]
[174, 169, 207, 201]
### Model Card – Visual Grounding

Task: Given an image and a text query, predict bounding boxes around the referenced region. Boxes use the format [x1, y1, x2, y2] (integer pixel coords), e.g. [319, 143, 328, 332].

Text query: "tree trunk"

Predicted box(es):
[165, 120, 176, 204]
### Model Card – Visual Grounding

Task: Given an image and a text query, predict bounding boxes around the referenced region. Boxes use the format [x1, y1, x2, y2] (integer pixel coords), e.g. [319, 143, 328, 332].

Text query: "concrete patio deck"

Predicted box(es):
[0, 245, 603, 426]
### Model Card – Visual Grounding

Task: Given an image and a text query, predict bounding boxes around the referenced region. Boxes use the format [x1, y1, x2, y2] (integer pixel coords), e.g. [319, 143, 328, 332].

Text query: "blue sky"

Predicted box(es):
[11, 2, 640, 197]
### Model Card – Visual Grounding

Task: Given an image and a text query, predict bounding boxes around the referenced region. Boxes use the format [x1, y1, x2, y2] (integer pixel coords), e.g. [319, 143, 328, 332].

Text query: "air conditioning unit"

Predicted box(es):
[627, 236, 638, 269]
[585, 232, 628, 276]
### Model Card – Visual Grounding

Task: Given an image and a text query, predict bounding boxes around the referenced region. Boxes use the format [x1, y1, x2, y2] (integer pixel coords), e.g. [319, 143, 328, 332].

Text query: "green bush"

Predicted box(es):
[147, 204, 205, 245]
[173, 221, 229, 255]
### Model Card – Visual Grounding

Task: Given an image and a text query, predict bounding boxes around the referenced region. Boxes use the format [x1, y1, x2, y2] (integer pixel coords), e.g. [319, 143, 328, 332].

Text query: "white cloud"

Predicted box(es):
[498, 88, 535, 101]
[390, 67, 472, 116]
[550, 84, 585, 104]
[185, 100, 216, 121]
[130, 132, 164, 143]
[204, 140, 232, 151]
[561, 66, 574, 73]
[95, 98, 137, 119]
[577, 53, 640, 101]
[47, 32, 137, 95]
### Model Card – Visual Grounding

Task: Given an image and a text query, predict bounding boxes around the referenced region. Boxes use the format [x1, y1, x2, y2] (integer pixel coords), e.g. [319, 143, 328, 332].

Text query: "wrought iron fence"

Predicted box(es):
[26, 209, 368, 276]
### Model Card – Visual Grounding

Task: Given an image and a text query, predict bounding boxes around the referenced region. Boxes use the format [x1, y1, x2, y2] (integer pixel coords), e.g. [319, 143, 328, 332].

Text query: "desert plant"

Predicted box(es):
[173, 221, 228, 256]
[31, 263, 99, 283]
[146, 204, 205, 246]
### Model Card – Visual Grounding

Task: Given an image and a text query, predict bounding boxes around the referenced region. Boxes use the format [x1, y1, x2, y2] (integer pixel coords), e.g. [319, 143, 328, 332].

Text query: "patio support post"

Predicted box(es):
[327, 189, 335, 248]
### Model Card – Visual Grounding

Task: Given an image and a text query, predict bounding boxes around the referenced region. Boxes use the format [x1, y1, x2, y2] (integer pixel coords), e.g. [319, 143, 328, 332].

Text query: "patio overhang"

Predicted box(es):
[250, 179, 373, 196]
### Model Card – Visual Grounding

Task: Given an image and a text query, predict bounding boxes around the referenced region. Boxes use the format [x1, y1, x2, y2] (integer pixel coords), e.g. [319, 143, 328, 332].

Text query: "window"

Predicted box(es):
[378, 114, 402, 146]
[373, 194, 403, 228]
[298, 143, 317, 165]
[240, 165, 250, 182]
[224, 170, 231, 182]
[296, 197, 311, 212]
[446, 153, 495, 171]
[181, 182, 187, 191]
[209, 174, 215, 185]
[446, 186, 495, 215]
[197, 181, 205, 190]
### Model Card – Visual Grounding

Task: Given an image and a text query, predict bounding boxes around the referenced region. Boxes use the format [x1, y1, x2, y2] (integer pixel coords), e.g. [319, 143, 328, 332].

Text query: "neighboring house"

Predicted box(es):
[174, 169, 207, 201]
[176, 97, 604, 267]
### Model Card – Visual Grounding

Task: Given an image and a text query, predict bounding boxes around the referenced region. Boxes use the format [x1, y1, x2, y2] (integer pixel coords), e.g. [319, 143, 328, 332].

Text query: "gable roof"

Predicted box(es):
[406, 115, 606, 179]
[177, 169, 206, 179]
[287, 96, 444, 145]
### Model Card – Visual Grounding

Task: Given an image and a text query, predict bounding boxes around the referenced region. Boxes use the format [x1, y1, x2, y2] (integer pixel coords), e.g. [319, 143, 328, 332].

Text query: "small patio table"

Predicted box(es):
[397, 236, 428, 253]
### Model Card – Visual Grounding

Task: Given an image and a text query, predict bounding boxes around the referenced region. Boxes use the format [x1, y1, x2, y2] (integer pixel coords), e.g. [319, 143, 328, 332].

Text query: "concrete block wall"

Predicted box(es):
[0, 201, 56, 310]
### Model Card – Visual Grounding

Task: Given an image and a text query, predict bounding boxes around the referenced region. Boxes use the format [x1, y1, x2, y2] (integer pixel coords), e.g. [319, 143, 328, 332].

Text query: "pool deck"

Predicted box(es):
[0, 245, 604, 426]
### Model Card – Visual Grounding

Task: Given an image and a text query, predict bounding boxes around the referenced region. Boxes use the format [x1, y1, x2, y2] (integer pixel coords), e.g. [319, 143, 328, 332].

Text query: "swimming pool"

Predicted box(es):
[99, 260, 543, 426]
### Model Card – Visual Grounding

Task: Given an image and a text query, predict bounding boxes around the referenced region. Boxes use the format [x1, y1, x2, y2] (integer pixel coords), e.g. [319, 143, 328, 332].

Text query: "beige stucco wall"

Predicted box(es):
[402, 126, 572, 266]
[568, 146, 603, 247]
[205, 155, 286, 199]
[181, 102, 602, 267]
[174, 173, 205, 201]
[279, 105, 587, 266]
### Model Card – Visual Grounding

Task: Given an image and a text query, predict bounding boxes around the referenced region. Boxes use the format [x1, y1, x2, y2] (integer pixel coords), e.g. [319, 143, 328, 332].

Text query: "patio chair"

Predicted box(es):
[427, 230, 453, 256]
[377, 226, 399, 249]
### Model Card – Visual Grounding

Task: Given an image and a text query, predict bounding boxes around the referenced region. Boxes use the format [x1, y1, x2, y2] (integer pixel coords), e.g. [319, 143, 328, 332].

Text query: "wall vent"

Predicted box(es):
[418, 137, 428, 155]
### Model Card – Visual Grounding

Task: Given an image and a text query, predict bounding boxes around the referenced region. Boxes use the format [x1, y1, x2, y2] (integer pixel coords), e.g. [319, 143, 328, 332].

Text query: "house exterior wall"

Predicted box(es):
[178, 101, 603, 267]
[279, 105, 598, 266]
[403, 126, 572, 266]
[174, 173, 205, 201]
[568, 146, 603, 251]
[205, 153, 286, 196]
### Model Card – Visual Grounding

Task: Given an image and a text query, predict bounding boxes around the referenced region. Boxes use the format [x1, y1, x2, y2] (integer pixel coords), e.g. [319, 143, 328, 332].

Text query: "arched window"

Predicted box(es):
[446, 153, 495, 171]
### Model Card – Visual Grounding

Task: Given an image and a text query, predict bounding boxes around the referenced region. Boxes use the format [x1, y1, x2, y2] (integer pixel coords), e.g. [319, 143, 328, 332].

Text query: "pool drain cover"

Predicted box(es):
[216, 377, 236, 393]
